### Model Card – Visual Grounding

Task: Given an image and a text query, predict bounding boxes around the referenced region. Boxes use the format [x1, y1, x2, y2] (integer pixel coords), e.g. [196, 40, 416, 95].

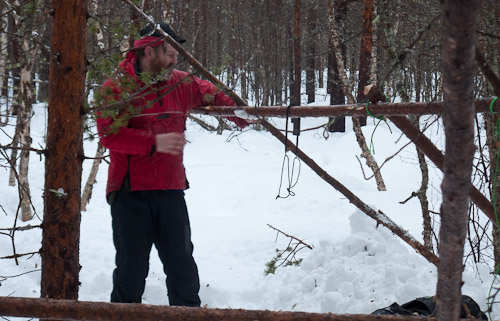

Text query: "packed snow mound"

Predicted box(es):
[199, 211, 491, 317]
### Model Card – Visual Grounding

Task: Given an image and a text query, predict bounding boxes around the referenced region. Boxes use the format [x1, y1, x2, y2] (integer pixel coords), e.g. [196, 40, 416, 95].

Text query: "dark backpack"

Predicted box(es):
[371, 295, 487, 320]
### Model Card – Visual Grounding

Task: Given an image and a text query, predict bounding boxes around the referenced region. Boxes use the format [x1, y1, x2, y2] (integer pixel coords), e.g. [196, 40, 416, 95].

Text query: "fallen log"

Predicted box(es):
[0, 296, 480, 321]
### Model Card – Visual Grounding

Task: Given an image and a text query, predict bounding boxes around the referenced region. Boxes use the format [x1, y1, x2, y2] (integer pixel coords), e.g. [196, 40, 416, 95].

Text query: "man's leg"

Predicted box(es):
[152, 190, 201, 307]
[110, 190, 154, 303]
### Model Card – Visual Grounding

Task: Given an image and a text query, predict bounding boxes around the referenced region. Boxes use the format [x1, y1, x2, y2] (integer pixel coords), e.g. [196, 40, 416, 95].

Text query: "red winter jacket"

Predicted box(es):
[97, 56, 247, 197]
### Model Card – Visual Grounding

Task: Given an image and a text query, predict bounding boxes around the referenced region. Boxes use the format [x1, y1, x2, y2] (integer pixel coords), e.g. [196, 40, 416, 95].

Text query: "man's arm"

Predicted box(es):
[189, 75, 251, 128]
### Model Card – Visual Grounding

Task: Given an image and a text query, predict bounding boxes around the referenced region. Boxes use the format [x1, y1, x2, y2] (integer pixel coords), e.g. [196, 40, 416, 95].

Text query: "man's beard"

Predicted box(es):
[150, 60, 174, 81]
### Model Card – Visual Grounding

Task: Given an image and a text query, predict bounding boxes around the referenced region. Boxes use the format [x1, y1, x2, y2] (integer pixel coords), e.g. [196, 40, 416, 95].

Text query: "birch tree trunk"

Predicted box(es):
[81, 143, 105, 212]
[436, 1, 479, 320]
[10, 0, 41, 221]
[17, 36, 35, 221]
[0, 3, 7, 123]
[41, 0, 86, 305]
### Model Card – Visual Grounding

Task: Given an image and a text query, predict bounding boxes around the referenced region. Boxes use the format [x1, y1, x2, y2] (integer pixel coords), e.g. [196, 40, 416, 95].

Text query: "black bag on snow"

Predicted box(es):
[371, 295, 487, 320]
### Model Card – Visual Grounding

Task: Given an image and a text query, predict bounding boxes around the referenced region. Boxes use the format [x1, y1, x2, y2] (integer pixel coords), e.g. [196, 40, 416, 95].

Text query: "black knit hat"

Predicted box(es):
[139, 23, 186, 44]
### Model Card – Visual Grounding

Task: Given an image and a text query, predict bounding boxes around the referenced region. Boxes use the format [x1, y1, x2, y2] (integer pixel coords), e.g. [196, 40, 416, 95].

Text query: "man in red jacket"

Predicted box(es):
[97, 23, 248, 306]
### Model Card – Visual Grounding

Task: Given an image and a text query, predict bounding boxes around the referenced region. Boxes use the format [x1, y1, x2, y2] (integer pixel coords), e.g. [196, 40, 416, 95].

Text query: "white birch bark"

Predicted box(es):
[0, 4, 7, 120]
[81, 143, 105, 211]
[17, 34, 36, 221]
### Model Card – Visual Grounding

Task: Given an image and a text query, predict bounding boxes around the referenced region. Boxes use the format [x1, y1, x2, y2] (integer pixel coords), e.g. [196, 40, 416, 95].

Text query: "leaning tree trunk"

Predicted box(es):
[41, 0, 87, 306]
[81, 143, 105, 212]
[436, 1, 479, 321]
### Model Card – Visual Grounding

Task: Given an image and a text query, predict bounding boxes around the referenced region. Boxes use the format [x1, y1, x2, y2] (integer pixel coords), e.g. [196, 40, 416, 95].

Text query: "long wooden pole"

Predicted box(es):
[0, 296, 481, 321]
[191, 98, 498, 118]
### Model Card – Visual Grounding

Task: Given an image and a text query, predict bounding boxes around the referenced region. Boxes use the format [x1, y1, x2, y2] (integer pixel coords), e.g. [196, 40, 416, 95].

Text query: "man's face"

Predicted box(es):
[149, 42, 179, 76]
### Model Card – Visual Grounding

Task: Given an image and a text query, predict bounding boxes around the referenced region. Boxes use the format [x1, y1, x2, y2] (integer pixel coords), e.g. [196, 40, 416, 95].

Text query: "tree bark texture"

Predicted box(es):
[41, 0, 86, 303]
[356, 0, 375, 126]
[486, 113, 500, 268]
[16, 7, 40, 221]
[352, 117, 386, 191]
[327, 0, 347, 132]
[191, 98, 498, 118]
[436, 1, 480, 321]
[306, 2, 316, 104]
[292, 0, 301, 106]
[1, 296, 479, 321]
[0, 3, 6, 117]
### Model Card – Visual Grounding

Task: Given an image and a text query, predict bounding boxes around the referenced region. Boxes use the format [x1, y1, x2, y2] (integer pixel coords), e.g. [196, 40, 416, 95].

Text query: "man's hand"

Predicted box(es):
[155, 133, 185, 155]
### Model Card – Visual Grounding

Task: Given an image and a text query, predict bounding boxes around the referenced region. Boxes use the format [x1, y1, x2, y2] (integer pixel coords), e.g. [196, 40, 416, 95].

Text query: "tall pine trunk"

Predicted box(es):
[356, 0, 374, 127]
[40, 0, 86, 304]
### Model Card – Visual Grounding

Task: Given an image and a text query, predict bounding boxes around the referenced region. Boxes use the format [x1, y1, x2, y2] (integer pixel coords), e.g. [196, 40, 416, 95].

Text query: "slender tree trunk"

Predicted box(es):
[306, 3, 316, 104]
[492, 0, 500, 274]
[436, 1, 479, 320]
[201, 0, 207, 67]
[81, 143, 105, 212]
[369, 0, 377, 86]
[8, 124, 20, 187]
[36, 15, 51, 103]
[356, 0, 374, 127]
[292, 0, 301, 106]
[0, 3, 7, 115]
[486, 114, 500, 268]
[17, 36, 36, 221]
[41, 0, 86, 304]
[10, 0, 41, 221]
[398, 65, 432, 251]
[7, 12, 20, 115]
[327, 0, 346, 132]
[7, 9, 21, 186]
[409, 116, 432, 251]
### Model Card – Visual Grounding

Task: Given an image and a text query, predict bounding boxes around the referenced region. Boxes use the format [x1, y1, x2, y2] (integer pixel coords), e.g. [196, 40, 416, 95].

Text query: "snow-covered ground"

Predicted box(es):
[0, 93, 498, 319]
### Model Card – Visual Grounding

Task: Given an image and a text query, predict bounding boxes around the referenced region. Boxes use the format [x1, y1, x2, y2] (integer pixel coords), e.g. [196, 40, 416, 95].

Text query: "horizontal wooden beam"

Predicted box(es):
[192, 97, 497, 118]
[0, 296, 480, 321]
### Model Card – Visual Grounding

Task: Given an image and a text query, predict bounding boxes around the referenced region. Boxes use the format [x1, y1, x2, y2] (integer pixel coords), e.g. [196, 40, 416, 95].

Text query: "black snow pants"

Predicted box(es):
[110, 189, 201, 307]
